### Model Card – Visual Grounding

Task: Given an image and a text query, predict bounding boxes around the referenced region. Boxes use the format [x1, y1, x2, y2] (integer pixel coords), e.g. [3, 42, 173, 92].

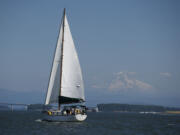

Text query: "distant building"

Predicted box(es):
[87, 107, 99, 112]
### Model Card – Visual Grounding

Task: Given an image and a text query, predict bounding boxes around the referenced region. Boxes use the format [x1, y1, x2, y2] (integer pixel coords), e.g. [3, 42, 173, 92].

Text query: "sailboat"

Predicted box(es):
[43, 9, 87, 122]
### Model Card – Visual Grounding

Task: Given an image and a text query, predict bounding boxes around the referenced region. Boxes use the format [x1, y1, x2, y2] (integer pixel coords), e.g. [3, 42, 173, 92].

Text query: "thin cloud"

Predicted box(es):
[160, 72, 172, 77]
[127, 72, 137, 75]
[92, 84, 106, 89]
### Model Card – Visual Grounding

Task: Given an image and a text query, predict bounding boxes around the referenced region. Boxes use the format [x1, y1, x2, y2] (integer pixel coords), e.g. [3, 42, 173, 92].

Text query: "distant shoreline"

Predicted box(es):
[1, 103, 180, 113]
[97, 103, 180, 113]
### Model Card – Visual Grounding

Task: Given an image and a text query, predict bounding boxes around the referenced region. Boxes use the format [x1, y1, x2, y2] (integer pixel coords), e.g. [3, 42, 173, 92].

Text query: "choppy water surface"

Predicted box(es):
[0, 111, 180, 135]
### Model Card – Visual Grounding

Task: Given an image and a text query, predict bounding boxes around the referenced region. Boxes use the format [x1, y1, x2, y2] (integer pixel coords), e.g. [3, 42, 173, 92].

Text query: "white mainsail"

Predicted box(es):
[45, 13, 84, 105]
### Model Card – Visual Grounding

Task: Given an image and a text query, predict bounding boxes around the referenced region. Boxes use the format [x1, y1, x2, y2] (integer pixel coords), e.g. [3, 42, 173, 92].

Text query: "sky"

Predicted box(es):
[0, 0, 180, 107]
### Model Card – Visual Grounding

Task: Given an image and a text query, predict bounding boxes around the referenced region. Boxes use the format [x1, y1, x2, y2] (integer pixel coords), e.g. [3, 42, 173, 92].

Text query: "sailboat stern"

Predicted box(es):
[75, 114, 87, 121]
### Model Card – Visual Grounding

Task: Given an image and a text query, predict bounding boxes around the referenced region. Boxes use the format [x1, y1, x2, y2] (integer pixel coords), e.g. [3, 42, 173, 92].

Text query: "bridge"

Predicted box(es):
[0, 102, 30, 111]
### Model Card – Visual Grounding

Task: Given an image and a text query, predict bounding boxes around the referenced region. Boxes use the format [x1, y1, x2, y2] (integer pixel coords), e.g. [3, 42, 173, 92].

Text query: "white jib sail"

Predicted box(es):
[45, 14, 84, 105]
[61, 15, 84, 101]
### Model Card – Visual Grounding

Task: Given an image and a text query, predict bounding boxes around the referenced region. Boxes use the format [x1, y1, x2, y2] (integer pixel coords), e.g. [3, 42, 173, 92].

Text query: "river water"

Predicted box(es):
[0, 111, 180, 135]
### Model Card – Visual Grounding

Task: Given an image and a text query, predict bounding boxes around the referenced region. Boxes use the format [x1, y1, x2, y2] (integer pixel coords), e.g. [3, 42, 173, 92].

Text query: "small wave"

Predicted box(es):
[35, 119, 42, 122]
[168, 123, 175, 126]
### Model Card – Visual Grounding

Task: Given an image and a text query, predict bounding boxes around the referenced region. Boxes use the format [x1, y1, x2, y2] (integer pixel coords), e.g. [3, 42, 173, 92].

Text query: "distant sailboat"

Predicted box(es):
[43, 9, 87, 122]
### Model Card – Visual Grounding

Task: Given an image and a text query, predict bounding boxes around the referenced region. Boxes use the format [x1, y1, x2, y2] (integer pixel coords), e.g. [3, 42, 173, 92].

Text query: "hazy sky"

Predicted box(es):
[0, 0, 179, 107]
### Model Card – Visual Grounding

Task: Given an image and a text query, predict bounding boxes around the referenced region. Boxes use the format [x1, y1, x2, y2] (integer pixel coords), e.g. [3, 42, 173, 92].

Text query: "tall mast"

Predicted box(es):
[58, 8, 66, 110]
